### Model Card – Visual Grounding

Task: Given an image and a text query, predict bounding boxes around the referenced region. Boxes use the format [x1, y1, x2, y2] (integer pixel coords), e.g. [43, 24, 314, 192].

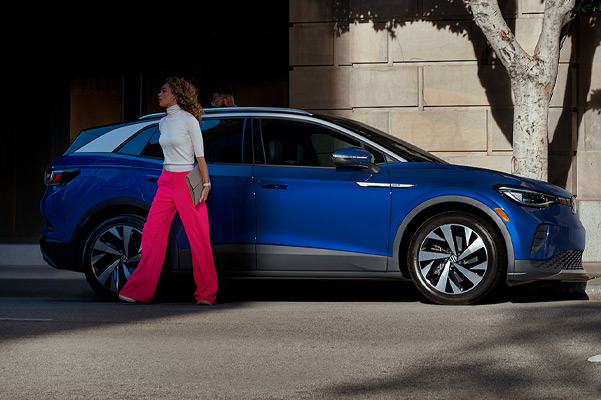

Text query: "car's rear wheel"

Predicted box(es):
[83, 215, 145, 299]
[407, 212, 505, 305]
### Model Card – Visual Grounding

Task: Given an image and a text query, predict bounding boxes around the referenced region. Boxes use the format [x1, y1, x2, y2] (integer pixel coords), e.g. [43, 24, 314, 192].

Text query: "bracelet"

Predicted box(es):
[203, 182, 211, 187]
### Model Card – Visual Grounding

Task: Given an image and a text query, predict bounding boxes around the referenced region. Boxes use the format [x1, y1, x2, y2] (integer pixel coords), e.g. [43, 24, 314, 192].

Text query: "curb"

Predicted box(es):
[0, 244, 44, 266]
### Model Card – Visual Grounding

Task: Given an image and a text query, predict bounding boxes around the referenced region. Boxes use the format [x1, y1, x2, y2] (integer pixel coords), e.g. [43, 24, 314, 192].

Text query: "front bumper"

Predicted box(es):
[508, 249, 589, 284]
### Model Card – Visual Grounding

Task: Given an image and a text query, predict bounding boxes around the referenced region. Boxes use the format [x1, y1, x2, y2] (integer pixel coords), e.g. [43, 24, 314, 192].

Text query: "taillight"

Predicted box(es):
[44, 168, 80, 186]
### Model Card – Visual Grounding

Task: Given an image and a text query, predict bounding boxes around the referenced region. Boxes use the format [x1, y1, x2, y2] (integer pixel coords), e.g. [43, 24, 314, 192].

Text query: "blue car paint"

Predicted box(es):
[493, 194, 585, 260]
[206, 164, 256, 245]
[254, 164, 391, 258]
[41, 154, 140, 241]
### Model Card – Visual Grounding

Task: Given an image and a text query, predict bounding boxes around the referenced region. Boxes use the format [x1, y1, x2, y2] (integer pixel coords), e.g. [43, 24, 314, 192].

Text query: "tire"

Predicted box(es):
[407, 212, 506, 305]
[83, 215, 146, 299]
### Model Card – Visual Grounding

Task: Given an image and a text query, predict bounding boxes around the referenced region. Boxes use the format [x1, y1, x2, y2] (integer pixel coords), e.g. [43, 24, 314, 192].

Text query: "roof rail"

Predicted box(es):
[138, 107, 312, 120]
[203, 107, 312, 115]
[138, 113, 165, 120]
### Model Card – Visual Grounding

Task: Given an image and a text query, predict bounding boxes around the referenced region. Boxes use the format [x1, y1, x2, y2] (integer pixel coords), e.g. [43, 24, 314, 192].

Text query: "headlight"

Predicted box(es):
[495, 186, 563, 208]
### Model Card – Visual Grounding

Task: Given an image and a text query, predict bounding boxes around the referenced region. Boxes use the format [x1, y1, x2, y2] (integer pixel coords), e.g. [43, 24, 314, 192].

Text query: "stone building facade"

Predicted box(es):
[289, 0, 601, 265]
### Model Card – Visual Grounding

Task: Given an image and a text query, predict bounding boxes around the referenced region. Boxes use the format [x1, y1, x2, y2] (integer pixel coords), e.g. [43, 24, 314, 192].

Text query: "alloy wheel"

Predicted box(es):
[417, 223, 489, 296]
[89, 223, 142, 293]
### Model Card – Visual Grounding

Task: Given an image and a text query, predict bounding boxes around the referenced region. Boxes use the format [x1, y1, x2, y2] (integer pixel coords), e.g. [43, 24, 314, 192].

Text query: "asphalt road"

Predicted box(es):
[1, 265, 600, 399]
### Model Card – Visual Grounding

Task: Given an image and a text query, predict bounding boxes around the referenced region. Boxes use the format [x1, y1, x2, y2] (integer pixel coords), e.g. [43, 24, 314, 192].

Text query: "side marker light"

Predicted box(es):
[494, 207, 510, 221]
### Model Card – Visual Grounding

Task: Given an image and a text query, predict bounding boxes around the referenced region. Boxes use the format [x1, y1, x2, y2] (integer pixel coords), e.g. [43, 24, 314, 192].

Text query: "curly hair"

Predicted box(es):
[165, 77, 204, 120]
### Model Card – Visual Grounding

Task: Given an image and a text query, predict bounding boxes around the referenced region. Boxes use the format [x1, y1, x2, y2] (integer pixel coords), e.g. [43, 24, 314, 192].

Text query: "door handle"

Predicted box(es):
[261, 184, 288, 189]
[143, 175, 160, 182]
[260, 180, 288, 189]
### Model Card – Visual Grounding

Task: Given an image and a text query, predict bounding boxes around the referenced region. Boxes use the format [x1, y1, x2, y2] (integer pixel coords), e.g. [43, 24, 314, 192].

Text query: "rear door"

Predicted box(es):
[202, 118, 256, 270]
[122, 118, 257, 271]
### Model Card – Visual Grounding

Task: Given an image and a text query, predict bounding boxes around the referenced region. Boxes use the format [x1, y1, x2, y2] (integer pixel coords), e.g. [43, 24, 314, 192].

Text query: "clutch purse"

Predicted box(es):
[185, 167, 203, 206]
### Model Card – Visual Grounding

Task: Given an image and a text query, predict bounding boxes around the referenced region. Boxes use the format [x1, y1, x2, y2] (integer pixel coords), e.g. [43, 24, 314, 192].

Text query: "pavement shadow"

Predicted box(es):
[0, 265, 592, 305]
[168, 275, 593, 305]
[211, 278, 423, 304]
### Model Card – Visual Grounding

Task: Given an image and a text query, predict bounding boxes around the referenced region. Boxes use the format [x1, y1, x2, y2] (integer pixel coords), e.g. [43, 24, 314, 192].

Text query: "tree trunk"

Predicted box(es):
[467, 0, 575, 181]
[511, 76, 550, 181]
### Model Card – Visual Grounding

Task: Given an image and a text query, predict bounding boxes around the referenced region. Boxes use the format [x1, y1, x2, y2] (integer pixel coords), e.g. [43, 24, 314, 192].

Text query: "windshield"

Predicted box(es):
[317, 114, 446, 164]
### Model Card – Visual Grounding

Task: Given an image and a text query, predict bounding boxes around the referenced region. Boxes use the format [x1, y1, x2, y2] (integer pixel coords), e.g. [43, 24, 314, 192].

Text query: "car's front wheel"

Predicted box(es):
[407, 212, 505, 305]
[83, 215, 145, 299]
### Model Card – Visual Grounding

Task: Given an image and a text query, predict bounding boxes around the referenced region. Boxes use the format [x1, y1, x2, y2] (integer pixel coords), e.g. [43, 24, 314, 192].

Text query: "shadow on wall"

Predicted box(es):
[298, 0, 601, 189]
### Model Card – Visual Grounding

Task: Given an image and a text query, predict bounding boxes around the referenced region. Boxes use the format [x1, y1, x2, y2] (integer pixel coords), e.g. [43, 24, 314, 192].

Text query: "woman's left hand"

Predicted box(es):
[195, 157, 211, 203]
[200, 185, 211, 203]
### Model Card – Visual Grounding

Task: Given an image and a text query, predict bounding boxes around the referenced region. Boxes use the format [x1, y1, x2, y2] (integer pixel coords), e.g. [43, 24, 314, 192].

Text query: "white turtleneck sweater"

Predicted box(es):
[158, 105, 205, 172]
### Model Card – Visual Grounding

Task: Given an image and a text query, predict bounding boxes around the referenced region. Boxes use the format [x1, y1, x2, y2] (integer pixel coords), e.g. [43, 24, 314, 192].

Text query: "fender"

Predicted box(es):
[388, 195, 515, 278]
[72, 197, 151, 241]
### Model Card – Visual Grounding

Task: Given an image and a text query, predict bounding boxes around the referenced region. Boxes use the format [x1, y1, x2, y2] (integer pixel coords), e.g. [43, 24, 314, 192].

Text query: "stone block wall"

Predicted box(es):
[289, 0, 601, 263]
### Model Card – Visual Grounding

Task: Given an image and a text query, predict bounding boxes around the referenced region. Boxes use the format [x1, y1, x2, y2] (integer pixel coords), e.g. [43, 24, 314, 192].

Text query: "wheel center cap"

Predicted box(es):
[120, 255, 128, 262]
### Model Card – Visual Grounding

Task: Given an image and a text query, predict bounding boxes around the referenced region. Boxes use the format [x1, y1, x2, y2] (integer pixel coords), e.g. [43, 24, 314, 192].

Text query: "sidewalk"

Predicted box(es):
[584, 263, 601, 299]
[0, 244, 45, 266]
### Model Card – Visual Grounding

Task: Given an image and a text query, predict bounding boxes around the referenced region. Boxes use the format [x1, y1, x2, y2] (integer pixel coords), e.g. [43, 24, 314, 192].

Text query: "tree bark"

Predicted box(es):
[466, 0, 575, 181]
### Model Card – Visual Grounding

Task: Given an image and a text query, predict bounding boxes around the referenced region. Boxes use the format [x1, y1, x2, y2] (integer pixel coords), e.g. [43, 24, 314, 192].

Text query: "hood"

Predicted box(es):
[435, 163, 574, 198]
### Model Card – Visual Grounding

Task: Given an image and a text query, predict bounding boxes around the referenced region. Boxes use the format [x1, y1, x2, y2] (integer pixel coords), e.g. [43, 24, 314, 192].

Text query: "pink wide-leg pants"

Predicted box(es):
[119, 170, 217, 303]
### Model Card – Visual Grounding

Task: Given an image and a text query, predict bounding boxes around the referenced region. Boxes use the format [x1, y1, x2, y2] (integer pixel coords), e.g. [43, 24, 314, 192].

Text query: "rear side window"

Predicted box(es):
[117, 125, 162, 158]
[202, 118, 246, 163]
[141, 128, 164, 158]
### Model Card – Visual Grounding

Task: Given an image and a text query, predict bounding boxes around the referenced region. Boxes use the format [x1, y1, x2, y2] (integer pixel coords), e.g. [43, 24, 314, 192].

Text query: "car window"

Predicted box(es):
[260, 119, 384, 167]
[202, 118, 245, 163]
[117, 125, 163, 158]
[318, 114, 446, 164]
[66, 123, 129, 154]
[117, 119, 246, 163]
[141, 128, 164, 159]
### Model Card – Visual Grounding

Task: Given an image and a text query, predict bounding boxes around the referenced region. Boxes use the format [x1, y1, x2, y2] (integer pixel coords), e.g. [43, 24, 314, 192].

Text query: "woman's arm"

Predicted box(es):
[196, 156, 211, 203]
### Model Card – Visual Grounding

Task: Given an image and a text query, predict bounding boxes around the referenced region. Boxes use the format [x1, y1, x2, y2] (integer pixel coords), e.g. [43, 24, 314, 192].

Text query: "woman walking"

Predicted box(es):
[119, 77, 217, 305]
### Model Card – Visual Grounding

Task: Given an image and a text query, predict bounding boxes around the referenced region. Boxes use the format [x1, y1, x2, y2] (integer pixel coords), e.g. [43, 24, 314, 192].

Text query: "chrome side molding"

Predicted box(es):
[356, 182, 415, 188]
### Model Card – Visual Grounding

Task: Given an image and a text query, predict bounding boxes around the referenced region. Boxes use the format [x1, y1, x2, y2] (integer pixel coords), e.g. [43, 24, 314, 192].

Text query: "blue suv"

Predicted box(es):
[40, 107, 587, 304]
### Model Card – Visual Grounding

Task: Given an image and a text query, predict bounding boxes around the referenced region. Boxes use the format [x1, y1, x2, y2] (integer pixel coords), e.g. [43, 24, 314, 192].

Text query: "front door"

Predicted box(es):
[254, 118, 391, 272]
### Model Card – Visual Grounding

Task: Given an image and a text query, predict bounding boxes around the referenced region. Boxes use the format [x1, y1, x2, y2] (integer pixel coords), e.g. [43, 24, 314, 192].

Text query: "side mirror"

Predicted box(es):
[332, 147, 381, 174]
